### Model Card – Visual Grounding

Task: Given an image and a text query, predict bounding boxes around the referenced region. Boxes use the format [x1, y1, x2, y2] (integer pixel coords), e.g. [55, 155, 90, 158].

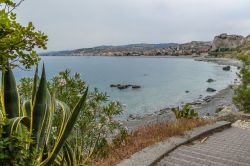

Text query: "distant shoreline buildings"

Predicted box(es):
[42, 33, 249, 57]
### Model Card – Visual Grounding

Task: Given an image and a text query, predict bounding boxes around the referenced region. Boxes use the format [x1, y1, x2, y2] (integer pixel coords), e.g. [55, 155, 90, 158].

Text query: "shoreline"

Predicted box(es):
[121, 57, 241, 131]
[42, 54, 242, 67]
[122, 85, 237, 131]
[194, 57, 242, 67]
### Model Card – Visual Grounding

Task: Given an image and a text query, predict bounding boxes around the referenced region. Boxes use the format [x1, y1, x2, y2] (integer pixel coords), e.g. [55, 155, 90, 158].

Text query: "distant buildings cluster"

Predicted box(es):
[72, 41, 212, 56]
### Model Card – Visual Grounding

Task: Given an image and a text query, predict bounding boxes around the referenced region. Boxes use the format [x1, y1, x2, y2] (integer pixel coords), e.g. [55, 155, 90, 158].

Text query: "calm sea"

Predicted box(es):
[14, 56, 237, 118]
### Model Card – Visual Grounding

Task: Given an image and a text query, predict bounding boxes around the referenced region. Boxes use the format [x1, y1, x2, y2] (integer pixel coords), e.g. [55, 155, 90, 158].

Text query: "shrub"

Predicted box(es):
[171, 104, 198, 119]
[0, 123, 38, 166]
[17, 69, 124, 164]
[0, 65, 88, 165]
[233, 55, 250, 112]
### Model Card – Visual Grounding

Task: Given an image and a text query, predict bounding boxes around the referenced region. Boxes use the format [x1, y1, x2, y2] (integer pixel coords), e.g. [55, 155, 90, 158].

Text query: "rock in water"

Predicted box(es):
[111, 84, 141, 90]
[132, 85, 141, 89]
[207, 78, 215, 83]
[110, 84, 117, 87]
[117, 85, 130, 90]
[129, 114, 136, 120]
[222, 66, 231, 71]
[206, 88, 216, 92]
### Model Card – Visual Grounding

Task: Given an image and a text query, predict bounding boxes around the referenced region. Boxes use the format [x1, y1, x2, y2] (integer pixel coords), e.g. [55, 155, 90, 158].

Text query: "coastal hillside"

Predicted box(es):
[41, 41, 211, 56]
[211, 33, 245, 51]
[41, 33, 250, 57]
[41, 43, 178, 56]
[238, 35, 250, 56]
[209, 33, 250, 57]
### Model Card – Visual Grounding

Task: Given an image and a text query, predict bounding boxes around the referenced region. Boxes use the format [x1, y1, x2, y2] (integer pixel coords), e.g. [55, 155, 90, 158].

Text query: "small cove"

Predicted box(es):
[14, 56, 238, 119]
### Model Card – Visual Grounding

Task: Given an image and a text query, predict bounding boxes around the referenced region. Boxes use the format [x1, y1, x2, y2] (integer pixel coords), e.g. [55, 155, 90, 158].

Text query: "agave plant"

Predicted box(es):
[0, 64, 88, 165]
[172, 104, 198, 119]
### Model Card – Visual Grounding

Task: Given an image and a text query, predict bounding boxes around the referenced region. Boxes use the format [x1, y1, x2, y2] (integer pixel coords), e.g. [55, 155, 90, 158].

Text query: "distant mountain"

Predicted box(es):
[40, 41, 216, 56]
[40, 50, 72, 56]
[40, 43, 180, 56]
[112, 43, 179, 48]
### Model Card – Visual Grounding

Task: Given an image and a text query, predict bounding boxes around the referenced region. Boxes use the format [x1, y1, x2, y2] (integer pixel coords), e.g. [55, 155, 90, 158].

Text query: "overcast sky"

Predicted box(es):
[16, 0, 250, 51]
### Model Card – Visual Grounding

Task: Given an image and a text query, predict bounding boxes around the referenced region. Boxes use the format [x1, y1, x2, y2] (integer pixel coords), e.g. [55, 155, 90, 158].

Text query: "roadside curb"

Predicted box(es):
[117, 121, 231, 166]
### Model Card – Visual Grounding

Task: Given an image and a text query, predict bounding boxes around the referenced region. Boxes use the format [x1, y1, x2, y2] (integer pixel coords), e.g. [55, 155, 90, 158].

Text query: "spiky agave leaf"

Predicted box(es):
[32, 65, 39, 105]
[45, 99, 72, 164]
[23, 100, 32, 117]
[1, 63, 89, 165]
[63, 142, 76, 166]
[37, 89, 51, 150]
[3, 116, 30, 136]
[41, 144, 49, 162]
[40, 88, 88, 166]
[45, 92, 56, 145]
[56, 100, 72, 137]
[1, 65, 20, 119]
[60, 155, 65, 166]
[31, 64, 48, 149]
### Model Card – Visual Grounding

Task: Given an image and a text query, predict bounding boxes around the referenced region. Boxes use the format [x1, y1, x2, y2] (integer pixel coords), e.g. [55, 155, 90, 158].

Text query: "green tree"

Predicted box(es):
[0, 0, 48, 70]
[233, 55, 250, 112]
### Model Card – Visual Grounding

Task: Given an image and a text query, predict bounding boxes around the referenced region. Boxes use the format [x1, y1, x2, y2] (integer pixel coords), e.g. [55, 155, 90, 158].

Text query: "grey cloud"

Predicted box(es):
[16, 0, 250, 51]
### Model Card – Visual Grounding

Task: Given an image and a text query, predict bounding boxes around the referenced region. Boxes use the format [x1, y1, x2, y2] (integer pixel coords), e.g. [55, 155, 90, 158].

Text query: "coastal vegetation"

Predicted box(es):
[17, 69, 124, 165]
[233, 55, 250, 112]
[172, 104, 198, 119]
[0, 1, 123, 165]
[0, 0, 47, 70]
[0, 64, 88, 165]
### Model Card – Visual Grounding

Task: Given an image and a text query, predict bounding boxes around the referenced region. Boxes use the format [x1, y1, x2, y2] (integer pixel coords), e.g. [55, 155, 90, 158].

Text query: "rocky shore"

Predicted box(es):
[122, 85, 237, 131]
[122, 57, 241, 131]
[194, 57, 242, 67]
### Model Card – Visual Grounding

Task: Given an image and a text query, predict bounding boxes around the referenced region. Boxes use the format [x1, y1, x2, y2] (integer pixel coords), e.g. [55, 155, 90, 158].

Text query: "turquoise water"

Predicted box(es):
[14, 56, 237, 118]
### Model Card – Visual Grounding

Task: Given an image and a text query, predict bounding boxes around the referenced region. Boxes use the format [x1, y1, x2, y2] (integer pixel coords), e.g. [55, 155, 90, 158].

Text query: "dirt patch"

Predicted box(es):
[90, 119, 213, 166]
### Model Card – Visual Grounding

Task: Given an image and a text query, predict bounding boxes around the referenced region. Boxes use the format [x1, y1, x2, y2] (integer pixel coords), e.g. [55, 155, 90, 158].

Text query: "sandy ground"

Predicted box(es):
[194, 57, 242, 67]
[121, 57, 241, 131]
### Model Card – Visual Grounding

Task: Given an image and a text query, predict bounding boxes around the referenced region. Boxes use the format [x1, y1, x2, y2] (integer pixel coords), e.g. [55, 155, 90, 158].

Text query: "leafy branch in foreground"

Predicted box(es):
[0, 0, 48, 71]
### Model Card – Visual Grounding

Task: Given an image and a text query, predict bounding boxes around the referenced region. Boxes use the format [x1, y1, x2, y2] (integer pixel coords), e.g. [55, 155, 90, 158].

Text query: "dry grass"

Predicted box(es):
[90, 118, 213, 166]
